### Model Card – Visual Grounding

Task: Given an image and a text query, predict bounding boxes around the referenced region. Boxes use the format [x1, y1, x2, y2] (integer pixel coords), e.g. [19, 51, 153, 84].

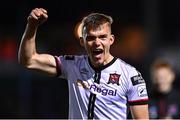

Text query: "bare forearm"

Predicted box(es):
[130, 104, 149, 119]
[18, 8, 57, 76]
[18, 23, 38, 66]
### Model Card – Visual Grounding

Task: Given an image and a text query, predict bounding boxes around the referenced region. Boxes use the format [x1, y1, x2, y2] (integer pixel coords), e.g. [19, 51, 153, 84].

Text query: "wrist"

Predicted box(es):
[27, 22, 38, 30]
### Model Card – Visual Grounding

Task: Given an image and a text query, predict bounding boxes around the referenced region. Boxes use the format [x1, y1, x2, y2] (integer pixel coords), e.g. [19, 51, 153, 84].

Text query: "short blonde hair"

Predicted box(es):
[81, 13, 113, 38]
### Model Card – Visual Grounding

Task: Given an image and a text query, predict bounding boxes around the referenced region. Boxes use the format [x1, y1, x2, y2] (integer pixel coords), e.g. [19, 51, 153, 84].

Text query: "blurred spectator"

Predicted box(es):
[0, 37, 17, 61]
[149, 58, 180, 119]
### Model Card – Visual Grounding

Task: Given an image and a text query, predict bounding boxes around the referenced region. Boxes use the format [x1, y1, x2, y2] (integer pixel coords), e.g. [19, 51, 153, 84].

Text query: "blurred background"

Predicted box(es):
[0, 0, 180, 118]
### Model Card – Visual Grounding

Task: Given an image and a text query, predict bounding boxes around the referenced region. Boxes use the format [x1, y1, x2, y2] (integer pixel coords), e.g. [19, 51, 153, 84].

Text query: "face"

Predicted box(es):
[82, 23, 114, 67]
[153, 67, 175, 93]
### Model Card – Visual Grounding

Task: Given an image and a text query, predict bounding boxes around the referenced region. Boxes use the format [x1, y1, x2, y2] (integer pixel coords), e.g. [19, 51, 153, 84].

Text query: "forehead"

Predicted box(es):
[85, 23, 110, 35]
[155, 67, 172, 75]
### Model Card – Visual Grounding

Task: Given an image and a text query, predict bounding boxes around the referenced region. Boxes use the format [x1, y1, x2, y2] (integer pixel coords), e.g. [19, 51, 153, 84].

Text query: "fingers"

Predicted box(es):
[32, 8, 48, 19]
[39, 8, 47, 14]
[28, 8, 48, 25]
[30, 11, 38, 20]
[39, 8, 48, 19]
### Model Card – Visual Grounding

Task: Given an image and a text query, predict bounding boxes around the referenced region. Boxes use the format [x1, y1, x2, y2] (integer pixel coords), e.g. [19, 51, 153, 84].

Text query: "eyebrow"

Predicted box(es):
[86, 34, 108, 38]
[98, 34, 108, 38]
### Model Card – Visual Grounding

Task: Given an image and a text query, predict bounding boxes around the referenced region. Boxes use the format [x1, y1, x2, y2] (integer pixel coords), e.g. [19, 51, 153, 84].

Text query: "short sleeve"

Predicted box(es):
[127, 68, 148, 105]
[54, 55, 76, 79]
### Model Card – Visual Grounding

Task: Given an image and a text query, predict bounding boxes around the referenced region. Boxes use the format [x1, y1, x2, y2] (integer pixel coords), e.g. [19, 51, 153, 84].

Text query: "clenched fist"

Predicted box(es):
[27, 8, 48, 26]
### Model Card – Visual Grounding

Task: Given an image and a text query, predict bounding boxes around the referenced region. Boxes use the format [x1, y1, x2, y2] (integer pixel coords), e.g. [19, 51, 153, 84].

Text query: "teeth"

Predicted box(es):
[93, 49, 103, 51]
[92, 49, 103, 55]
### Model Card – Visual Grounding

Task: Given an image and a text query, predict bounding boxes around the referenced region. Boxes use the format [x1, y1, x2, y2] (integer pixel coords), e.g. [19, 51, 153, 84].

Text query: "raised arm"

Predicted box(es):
[18, 8, 57, 76]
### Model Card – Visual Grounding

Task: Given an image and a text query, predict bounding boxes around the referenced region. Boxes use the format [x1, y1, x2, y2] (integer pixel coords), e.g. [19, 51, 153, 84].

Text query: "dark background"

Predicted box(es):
[0, 0, 180, 118]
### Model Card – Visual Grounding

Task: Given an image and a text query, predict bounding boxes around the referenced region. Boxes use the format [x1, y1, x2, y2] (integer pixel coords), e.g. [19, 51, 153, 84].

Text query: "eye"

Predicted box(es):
[98, 35, 107, 40]
[86, 36, 96, 41]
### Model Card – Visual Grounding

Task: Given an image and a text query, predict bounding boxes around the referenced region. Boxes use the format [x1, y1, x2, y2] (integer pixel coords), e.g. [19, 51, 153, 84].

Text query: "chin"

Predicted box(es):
[90, 55, 105, 66]
[93, 59, 104, 66]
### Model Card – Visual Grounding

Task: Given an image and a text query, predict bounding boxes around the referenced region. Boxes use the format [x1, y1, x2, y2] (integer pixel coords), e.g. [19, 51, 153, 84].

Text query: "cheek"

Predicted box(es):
[156, 75, 172, 85]
[166, 75, 174, 83]
[85, 42, 92, 51]
[103, 42, 111, 50]
[86, 40, 92, 46]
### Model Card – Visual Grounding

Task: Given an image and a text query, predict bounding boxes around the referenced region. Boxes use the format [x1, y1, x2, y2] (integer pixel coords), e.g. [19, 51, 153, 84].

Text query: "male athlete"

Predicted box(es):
[18, 8, 149, 119]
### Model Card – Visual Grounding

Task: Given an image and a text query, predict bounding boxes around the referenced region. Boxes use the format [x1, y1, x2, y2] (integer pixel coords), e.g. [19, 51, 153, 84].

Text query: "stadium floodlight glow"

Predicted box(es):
[74, 22, 83, 39]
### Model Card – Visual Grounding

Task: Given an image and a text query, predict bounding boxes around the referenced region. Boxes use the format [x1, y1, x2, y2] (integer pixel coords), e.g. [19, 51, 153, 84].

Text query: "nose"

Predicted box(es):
[94, 37, 101, 46]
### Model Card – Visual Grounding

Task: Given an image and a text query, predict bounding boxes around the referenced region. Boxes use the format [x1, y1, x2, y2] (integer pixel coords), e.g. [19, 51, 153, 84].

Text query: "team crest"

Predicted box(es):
[107, 73, 120, 85]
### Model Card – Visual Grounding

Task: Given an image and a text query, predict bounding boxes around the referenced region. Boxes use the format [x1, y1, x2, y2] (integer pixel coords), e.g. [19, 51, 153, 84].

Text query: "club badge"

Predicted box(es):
[107, 73, 120, 85]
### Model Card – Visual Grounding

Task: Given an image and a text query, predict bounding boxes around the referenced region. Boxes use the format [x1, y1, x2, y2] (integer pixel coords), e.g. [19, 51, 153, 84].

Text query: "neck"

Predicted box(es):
[159, 86, 172, 94]
[104, 54, 114, 65]
[92, 54, 114, 68]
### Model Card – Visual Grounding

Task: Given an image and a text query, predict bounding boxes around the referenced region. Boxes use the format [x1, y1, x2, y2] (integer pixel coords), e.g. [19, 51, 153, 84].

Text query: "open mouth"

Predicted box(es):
[92, 49, 103, 56]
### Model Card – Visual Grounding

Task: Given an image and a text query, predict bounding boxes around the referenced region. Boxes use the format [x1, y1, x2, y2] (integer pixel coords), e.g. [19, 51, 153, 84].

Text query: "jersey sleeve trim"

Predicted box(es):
[128, 98, 148, 106]
[54, 56, 62, 77]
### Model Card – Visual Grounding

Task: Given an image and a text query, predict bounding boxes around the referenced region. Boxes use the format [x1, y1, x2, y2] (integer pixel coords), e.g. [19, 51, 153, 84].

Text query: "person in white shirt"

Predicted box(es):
[18, 8, 149, 119]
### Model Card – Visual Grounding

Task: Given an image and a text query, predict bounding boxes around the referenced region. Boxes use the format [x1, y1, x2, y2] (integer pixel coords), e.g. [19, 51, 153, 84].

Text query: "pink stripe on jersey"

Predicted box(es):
[54, 56, 62, 77]
[128, 98, 149, 105]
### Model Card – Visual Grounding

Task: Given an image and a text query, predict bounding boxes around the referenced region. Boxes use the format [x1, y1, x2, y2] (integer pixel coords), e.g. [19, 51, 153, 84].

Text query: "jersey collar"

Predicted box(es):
[88, 57, 117, 72]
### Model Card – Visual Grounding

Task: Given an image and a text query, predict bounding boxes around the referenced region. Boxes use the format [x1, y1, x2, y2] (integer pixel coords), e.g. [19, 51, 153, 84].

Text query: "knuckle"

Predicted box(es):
[32, 9, 36, 13]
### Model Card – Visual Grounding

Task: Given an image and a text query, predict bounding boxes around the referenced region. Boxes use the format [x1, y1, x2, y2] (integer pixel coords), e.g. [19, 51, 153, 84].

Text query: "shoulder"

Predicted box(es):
[115, 58, 138, 74]
[58, 54, 88, 64]
[116, 58, 145, 84]
[59, 54, 86, 60]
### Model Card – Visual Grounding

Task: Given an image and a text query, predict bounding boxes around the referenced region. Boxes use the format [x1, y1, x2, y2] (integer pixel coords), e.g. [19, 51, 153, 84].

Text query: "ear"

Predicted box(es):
[109, 34, 115, 45]
[79, 37, 85, 47]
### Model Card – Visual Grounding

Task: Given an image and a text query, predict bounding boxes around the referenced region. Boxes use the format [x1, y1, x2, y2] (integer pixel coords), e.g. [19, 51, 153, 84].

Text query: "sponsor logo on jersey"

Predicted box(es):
[76, 79, 117, 96]
[90, 84, 117, 96]
[107, 73, 120, 85]
[131, 74, 145, 86]
[137, 85, 147, 97]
